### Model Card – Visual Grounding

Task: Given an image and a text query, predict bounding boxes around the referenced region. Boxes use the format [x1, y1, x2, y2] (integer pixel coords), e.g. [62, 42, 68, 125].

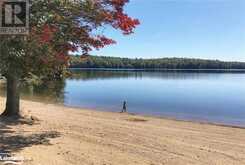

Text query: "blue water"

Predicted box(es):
[62, 70, 245, 126]
[1, 70, 244, 126]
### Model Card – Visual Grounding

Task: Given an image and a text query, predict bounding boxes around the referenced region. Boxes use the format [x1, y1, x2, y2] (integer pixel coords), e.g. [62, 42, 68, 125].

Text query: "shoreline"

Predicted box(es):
[1, 97, 245, 164]
[3, 95, 245, 130]
[69, 68, 245, 72]
[62, 103, 245, 130]
[24, 98, 245, 129]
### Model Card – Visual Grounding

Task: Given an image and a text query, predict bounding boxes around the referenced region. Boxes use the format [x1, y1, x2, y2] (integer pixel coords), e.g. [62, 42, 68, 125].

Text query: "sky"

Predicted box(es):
[91, 0, 245, 62]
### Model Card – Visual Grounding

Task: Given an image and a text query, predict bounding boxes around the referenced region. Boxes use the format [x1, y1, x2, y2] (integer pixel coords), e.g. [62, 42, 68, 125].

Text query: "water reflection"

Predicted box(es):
[70, 69, 245, 81]
[0, 80, 66, 103]
[0, 69, 245, 126]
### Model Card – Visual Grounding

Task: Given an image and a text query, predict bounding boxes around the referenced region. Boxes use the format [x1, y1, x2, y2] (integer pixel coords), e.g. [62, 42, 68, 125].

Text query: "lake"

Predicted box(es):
[1, 69, 245, 127]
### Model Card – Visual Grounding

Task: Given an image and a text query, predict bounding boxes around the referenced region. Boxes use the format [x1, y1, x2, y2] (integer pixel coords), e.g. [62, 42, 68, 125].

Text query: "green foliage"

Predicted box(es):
[69, 55, 245, 69]
[0, 0, 139, 79]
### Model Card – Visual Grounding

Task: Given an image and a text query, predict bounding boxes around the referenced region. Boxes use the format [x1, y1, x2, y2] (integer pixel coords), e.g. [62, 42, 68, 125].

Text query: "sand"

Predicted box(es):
[0, 97, 245, 165]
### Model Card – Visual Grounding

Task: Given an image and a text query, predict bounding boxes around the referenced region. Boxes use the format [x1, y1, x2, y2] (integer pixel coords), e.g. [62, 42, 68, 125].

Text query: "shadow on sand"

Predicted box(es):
[0, 116, 60, 154]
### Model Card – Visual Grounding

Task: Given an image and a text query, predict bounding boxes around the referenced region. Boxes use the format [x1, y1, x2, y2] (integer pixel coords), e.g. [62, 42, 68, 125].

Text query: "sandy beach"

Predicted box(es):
[0, 97, 245, 165]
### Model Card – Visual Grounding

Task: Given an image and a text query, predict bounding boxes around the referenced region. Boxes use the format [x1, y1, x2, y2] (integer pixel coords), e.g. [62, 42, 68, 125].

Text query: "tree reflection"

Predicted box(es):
[0, 80, 66, 104]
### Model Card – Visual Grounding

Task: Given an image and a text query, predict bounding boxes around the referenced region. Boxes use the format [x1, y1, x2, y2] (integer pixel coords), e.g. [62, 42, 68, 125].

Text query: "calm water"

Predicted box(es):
[1, 69, 245, 126]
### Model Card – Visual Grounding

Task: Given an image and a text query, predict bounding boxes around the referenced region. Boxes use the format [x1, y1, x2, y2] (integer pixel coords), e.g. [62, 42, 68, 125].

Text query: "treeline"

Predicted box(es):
[69, 55, 245, 69]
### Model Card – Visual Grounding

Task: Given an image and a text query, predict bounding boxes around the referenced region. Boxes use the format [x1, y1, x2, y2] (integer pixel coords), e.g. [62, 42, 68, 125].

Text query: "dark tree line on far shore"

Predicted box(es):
[69, 55, 245, 69]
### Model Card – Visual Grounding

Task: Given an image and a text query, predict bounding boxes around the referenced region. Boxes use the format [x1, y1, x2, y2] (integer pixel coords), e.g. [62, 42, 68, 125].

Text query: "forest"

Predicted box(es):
[69, 55, 245, 69]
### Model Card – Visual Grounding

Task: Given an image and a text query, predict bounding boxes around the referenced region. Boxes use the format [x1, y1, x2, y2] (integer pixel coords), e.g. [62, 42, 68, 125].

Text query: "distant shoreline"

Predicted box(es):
[70, 55, 245, 70]
[69, 68, 245, 72]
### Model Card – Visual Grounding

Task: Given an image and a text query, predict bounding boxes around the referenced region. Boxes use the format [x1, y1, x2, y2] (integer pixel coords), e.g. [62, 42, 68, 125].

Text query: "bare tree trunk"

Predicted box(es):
[1, 74, 20, 117]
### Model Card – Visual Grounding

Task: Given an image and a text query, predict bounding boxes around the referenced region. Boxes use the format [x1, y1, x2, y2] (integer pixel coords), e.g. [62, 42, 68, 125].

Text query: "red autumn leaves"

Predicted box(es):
[40, 25, 58, 44]
[114, 12, 140, 35]
[37, 0, 139, 62]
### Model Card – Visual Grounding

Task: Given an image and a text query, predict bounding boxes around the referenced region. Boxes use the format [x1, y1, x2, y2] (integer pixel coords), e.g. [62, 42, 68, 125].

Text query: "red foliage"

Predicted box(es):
[98, 35, 116, 47]
[107, 0, 140, 34]
[110, 0, 129, 10]
[114, 12, 140, 35]
[55, 51, 70, 64]
[37, 0, 139, 63]
[40, 25, 58, 44]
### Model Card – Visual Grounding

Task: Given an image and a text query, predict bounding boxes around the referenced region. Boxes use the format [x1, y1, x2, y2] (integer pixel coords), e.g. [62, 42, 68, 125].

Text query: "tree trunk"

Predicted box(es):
[1, 74, 20, 117]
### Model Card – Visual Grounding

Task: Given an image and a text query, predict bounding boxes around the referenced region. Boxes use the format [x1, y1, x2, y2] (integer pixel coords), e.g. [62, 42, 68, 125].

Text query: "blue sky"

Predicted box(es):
[92, 0, 245, 61]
